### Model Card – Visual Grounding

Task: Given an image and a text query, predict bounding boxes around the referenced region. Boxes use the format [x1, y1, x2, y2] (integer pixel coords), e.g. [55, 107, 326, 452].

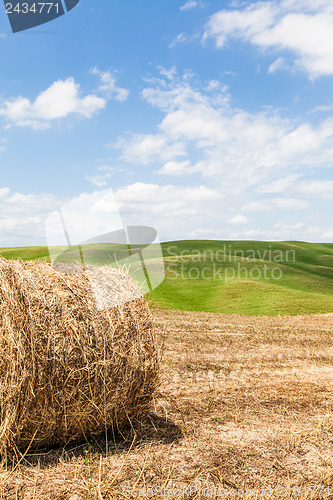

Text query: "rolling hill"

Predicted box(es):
[1, 240, 332, 315]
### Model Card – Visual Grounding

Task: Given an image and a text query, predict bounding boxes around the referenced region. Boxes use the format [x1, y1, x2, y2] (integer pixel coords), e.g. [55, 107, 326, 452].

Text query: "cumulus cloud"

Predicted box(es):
[84, 66, 332, 243]
[0, 78, 106, 129]
[0, 188, 64, 246]
[0, 70, 129, 130]
[115, 182, 222, 239]
[203, 0, 333, 78]
[0, 183, 223, 246]
[103, 69, 333, 241]
[113, 70, 333, 190]
[113, 133, 187, 165]
[0, 187, 10, 199]
[1, 182, 331, 245]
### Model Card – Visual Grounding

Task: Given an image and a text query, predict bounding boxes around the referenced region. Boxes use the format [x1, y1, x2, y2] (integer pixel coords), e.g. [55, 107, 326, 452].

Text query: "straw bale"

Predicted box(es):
[0, 258, 159, 458]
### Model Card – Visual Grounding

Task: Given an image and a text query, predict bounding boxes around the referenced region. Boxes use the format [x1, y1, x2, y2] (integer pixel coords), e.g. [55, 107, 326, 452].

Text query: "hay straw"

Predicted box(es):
[0, 258, 159, 461]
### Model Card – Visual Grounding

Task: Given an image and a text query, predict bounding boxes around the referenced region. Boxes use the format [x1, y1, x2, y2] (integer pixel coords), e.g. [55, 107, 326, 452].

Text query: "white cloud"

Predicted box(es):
[0, 183, 223, 246]
[297, 180, 333, 197]
[235, 228, 283, 239]
[169, 33, 188, 48]
[242, 201, 274, 212]
[91, 67, 129, 102]
[268, 57, 289, 73]
[102, 69, 333, 242]
[114, 133, 187, 165]
[180, 0, 204, 11]
[0, 70, 129, 130]
[322, 229, 333, 239]
[115, 182, 222, 237]
[310, 103, 333, 113]
[116, 182, 219, 205]
[86, 166, 126, 188]
[274, 197, 310, 209]
[203, 3, 276, 48]
[203, 0, 333, 78]
[155, 160, 198, 175]
[158, 66, 177, 80]
[0, 187, 10, 199]
[114, 71, 333, 189]
[275, 221, 304, 230]
[242, 198, 310, 211]
[86, 176, 108, 188]
[228, 214, 249, 224]
[0, 188, 64, 246]
[0, 78, 106, 129]
[256, 174, 300, 193]
[0, 183, 331, 246]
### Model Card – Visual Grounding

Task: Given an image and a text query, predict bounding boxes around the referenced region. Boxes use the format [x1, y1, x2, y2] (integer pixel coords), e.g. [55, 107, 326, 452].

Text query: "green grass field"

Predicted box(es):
[1, 240, 333, 316]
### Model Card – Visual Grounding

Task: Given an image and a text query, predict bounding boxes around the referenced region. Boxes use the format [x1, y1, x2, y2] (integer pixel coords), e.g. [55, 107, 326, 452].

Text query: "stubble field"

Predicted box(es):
[1, 309, 333, 499]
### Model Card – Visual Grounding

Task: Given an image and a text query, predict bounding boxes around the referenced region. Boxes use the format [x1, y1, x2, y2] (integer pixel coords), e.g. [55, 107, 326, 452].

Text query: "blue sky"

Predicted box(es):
[0, 0, 333, 245]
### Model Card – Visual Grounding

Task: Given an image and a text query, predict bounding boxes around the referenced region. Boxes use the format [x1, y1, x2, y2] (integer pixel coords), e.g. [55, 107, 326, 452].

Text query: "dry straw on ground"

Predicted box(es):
[0, 257, 159, 461]
[0, 309, 333, 498]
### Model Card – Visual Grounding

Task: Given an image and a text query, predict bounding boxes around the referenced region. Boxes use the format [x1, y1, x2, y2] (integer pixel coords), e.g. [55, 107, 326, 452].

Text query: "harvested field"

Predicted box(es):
[1, 309, 333, 499]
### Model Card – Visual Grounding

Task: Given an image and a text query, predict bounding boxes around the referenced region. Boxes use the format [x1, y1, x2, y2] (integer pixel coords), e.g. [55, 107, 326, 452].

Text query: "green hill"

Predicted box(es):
[1, 240, 333, 316]
[150, 240, 333, 315]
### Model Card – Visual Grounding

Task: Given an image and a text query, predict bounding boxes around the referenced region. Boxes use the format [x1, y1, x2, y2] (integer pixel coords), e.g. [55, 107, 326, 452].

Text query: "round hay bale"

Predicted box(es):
[0, 257, 159, 458]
